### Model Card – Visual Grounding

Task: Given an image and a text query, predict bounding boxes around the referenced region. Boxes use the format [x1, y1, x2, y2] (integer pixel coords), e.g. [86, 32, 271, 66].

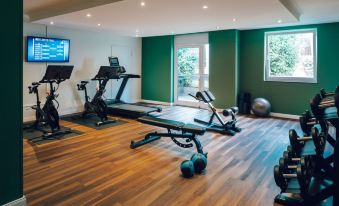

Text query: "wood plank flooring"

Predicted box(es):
[23, 105, 299, 206]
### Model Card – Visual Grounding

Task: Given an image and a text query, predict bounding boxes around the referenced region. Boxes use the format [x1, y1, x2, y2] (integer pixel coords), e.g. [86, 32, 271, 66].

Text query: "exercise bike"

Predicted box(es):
[24, 65, 74, 139]
[77, 66, 118, 126]
[190, 90, 241, 135]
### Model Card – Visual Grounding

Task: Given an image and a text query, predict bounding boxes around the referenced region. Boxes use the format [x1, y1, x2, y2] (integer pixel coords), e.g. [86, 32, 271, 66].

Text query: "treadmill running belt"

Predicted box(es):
[107, 103, 161, 118]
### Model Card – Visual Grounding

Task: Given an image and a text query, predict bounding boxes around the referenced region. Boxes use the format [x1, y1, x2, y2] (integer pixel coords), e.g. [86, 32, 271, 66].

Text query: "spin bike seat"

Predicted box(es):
[81, 81, 89, 84]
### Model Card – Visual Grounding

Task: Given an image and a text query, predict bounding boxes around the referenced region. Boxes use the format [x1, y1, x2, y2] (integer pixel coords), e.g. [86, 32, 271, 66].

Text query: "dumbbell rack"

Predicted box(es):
[335, 126, 339, 206]
[274, 87, 339, 206]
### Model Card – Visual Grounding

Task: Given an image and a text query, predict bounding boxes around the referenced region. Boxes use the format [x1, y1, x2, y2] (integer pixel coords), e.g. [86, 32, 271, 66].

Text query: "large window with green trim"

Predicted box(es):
[264, 29, 317, 83]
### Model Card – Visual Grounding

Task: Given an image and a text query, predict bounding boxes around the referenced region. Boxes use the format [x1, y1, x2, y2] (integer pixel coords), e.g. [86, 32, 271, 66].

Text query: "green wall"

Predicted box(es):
[240, 23, 339, 114]
[141, 31, 239, 108]
[209, 30, 239, 108]
[142, 36, 174, 102]
[141, 22, 339, 114]
[0, 0, 23, 205]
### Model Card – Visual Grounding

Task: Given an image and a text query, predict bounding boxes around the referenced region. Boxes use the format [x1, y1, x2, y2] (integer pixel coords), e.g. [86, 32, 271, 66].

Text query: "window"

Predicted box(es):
[174, 33, 209, 106]
[264, 29, 317, 83]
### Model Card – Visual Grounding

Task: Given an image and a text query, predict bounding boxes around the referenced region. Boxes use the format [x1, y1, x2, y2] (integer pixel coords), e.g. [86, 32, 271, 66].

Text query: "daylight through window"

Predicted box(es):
[265, 29, 317, 83]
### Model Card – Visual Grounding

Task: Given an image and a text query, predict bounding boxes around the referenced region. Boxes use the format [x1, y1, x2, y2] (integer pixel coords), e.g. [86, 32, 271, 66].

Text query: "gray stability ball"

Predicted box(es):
[251, 98, 271, 117]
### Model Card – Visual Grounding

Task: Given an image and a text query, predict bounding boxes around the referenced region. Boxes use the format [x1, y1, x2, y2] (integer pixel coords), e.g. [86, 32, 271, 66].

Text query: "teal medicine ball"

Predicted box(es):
[180, 160, 194, 178]
[191, 153, 207, 173]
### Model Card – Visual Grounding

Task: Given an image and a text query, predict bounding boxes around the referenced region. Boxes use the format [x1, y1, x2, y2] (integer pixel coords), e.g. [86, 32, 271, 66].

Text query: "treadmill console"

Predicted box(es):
[109, 57, 126, 74]
[109, 57, 120, 67]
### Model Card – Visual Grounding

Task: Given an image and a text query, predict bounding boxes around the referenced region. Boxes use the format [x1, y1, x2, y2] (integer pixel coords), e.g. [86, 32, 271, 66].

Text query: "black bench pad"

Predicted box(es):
[138, 116, 205, 135]
[182, 123, 206, 135]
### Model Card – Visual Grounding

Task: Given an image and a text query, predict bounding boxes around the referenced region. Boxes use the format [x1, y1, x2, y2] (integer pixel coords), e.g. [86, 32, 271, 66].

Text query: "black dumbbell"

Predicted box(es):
[312, 93, 335, 109]
[311, 125, 327, 155]
[289, 129, 312, 155]
[336, 88, 339, 115]
[299, 110, 317, 136]
[274, 165, 288, 192]
[310, 87, 339, 119]
[274, 164, 310, 194]
[284, 145, 316, 174]
[279, 155, 312, 179]
[320, 88, 336, 99]
[279, 156, 307, 171]
[319, 87, 339, 109]
[289, 125, 322, 155]
[282, 145, 299, 161]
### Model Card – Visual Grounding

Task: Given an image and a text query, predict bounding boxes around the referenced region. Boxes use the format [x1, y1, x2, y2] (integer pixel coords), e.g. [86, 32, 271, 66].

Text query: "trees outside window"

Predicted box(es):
[177, 48, 199, 87]
[265, 29, 317, 83]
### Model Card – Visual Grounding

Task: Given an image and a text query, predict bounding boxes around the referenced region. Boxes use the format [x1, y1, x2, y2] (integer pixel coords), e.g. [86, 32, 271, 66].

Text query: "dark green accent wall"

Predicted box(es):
[141, 22, 339, 114]
[142, 36, 174, 102]
[0, 0, 23, 205]
[240, 23, 339, 115]
[209, 30, 239, 108]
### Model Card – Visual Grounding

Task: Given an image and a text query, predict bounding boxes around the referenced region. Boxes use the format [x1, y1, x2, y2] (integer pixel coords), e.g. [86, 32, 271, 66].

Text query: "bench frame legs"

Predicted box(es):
[130, 129, 205, 155]
[194, 102, 241, 136]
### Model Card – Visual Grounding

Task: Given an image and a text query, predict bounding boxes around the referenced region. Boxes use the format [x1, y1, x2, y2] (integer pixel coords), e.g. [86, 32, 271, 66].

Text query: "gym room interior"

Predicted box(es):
[1, 0, 339, 205]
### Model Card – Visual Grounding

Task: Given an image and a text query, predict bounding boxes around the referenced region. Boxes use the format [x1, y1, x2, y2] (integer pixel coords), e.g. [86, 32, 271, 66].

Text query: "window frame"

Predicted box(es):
[264, 28, 318, 83]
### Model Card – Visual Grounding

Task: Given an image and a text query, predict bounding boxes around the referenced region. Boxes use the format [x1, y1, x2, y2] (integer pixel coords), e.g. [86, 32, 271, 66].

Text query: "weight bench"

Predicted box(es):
[190, 90, 241, 135]
[130, 116, 206, 155]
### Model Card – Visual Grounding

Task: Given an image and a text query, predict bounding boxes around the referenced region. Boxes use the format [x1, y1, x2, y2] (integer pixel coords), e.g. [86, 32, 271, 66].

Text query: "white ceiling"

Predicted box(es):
[24, 0, 122, 21]
[294, 0, 339, 23]
[24, 0, 339, 37]
[24, 0, 66, 13]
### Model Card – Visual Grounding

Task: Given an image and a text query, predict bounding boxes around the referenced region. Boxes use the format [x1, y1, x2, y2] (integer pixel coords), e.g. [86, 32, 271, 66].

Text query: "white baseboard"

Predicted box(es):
[270, 112, 299, 120]
[140, 99, 173, 106]
[199, 108, 299, 120]
[3, 196, 26, 206]
[216, 108, 224, 113]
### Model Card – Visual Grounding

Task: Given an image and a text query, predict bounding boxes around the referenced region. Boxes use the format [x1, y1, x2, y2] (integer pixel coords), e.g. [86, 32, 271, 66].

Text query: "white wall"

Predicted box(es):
[23, 23, 141, 122]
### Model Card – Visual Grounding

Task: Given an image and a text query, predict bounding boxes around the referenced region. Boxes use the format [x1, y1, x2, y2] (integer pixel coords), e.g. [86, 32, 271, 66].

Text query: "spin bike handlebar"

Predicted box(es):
[28, 82, 40, 94]
[39, 79, 65, 84]
[77, 81, 89, 91]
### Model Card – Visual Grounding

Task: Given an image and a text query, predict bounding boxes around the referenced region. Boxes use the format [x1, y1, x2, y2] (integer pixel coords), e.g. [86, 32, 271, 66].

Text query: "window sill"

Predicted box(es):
[264, 77, 317, 84]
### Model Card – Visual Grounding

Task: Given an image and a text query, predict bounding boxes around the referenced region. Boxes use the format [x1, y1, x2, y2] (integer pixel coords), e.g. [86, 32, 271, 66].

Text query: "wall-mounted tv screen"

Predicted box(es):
[26, 36, 70, 62]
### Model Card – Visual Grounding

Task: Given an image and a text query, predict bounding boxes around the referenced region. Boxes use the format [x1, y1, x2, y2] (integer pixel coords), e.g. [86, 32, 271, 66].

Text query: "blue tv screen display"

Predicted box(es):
[26, 36, 70, 62]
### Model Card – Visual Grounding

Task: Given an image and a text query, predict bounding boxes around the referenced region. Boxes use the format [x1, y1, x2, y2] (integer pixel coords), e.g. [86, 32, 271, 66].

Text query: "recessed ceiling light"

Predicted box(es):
[97, 23, 101, 26]
[171, 31, 175, 35]
[141, 1, 145, 7]
[278, 19, 282, 23]
[202, 5, 208, 9]
[136, 34, 139, 37]
[86, 13, 92, 18]
[232, 18, 237, 22]
[216, 26, 220, 30]
[50, 21, 54, 25]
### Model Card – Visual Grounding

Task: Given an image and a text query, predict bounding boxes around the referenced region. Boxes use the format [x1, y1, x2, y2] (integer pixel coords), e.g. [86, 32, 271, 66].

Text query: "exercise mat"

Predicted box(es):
[62, 114, 127, 130]
[23, 125, 84, 145]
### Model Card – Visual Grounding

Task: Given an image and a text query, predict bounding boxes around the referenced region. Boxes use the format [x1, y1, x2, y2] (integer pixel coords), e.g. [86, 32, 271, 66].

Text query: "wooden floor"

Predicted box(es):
[24, 105, 299, 206]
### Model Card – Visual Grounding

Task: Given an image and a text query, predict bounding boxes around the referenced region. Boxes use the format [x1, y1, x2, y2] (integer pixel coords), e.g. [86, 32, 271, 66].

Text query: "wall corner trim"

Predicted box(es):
[2, 196, 26, 206]
[279, 0, 301, 20]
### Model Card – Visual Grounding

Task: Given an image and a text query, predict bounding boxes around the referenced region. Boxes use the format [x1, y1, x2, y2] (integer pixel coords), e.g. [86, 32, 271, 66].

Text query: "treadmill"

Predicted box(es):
[105, 57, 162, 118]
